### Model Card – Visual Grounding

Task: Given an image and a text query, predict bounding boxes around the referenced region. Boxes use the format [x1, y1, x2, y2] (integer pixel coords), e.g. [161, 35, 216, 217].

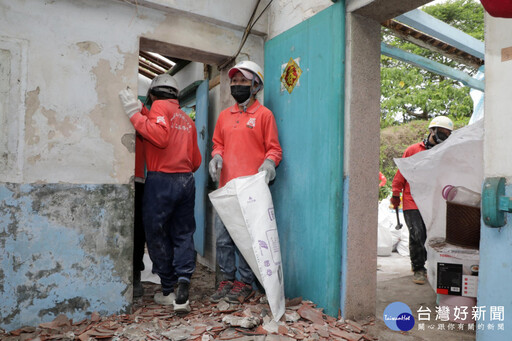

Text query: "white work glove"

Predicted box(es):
[258, 159, 276, 184]
[119, 88, 142, 118]
[209, 154, 223, 182]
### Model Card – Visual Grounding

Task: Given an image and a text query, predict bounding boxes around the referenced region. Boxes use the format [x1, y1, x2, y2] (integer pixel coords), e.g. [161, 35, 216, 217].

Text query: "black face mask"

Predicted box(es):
[231, 85, 251, 104]
[433, 129, 450, 144]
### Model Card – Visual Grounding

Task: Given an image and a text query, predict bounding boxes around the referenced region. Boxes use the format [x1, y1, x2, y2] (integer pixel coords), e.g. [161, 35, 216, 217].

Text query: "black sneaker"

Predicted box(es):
[173, 280, 191, 313]
[210, 280, 234, 303]
[133, 271, 144, 298]
[226, 281, 253, 303]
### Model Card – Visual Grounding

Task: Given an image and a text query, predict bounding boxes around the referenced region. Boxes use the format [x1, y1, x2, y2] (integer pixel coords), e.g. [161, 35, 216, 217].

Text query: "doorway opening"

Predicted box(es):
[133, 37, 228, 294]
[372, 1, 483, 339]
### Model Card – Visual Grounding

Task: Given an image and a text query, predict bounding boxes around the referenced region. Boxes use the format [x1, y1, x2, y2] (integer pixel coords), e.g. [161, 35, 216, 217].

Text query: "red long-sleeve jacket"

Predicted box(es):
[212, 100, 282, 188]
[130, 99, 201, 174]
[392, 141, 426, 210]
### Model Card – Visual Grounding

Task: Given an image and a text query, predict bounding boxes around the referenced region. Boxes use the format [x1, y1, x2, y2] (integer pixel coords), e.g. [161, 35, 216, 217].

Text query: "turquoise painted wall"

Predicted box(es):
[264, 2, 345, 317]
[0, 183, 133, 331]
[477, 184, 512, 340]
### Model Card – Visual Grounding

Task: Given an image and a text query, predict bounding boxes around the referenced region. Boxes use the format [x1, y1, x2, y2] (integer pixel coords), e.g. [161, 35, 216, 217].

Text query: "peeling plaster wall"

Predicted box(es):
[267, 0, 333, 39]
[0, 36, 27, 183]
[0, 0, 264, 331]
[0, 183, 133, 330]
[1, 0, 264, 184]
[2, 0, 157, 184]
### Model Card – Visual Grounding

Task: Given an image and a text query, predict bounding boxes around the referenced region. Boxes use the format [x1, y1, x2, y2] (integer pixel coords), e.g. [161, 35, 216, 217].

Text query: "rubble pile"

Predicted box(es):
[1, 283, 377, 341]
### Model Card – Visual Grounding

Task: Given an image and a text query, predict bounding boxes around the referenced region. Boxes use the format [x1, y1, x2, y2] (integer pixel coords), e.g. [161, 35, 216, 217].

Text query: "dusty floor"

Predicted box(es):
[368, 252, 477, 341]
[0, 253, 478, 340]
[0, 261, 377, 340]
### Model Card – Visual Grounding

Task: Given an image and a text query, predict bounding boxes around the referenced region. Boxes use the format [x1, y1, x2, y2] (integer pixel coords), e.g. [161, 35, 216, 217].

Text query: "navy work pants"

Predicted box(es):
[143, 172, 196, 294]
[403, 209, 427, 272]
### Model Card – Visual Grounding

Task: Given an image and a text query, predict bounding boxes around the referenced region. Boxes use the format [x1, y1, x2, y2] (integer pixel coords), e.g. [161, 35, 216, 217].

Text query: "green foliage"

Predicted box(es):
[188, 109, 196, 121]
[379, 0, 483, 200]
[380, 0, 483, 129]
[423, 0, 484, 41]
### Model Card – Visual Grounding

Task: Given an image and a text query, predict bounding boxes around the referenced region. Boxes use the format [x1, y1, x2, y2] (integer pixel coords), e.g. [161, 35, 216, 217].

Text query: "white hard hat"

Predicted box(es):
[150, 73, 179, 95]
[228, 60, 264, 85]
[429, 116, 454, 131]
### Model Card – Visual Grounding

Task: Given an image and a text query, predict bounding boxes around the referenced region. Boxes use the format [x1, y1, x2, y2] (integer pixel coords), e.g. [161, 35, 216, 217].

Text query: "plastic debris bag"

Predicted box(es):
[378, 198, 409, 257]
[209, 172, 285, 321]
[394, 119, 484, 242]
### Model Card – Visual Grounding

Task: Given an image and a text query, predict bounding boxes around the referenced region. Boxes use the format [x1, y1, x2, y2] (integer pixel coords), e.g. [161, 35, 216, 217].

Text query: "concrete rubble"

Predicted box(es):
[0, 282, 378, 341]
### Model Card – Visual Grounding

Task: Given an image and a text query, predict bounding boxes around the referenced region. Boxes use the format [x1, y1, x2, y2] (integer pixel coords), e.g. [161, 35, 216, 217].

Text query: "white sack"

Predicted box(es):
[209, 172, 285, 321]
[377, 199, 394, 256]
[396, 225, 410, 257]
[378, 198, 409, 257]
[394, 119, 484, 243]
[378, 222, 392, 256]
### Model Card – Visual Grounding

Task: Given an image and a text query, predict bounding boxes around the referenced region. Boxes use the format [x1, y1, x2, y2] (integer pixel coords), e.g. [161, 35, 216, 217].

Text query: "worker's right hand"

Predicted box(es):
[390, 196, 401, 209]
[209, 154, 223, 182]
[119, 88, 142, 118]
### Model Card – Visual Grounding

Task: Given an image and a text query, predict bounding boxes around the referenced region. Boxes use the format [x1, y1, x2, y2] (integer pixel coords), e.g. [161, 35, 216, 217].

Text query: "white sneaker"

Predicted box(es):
[154, 292, 176, 305]
[173, 299, 191, 313]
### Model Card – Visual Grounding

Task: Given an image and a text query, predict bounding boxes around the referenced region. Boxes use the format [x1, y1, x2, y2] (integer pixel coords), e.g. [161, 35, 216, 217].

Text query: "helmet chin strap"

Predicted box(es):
[239, 97, 251, 111]
[424, 134, 435, 149]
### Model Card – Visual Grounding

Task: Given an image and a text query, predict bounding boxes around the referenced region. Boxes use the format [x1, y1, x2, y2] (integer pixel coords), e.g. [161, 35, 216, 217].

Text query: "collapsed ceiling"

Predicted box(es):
[139, 51, 191, 79]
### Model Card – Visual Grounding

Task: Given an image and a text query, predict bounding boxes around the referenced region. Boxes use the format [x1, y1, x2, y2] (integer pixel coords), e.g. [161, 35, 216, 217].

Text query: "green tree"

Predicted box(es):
[380, 0, 483, 129]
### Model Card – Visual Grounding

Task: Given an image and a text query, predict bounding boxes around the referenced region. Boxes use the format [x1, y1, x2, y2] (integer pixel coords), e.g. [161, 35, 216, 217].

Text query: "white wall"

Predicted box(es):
[174, 62, 205, 91]
[0, 0, 264, 185]
[483, 17, 512, 176]
[267, 0, 333, 39]
[121, 0, 269, 36]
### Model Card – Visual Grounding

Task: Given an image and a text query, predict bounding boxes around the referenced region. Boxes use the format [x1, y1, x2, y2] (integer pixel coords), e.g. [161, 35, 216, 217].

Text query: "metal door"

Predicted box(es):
[264, 2, 345, 316]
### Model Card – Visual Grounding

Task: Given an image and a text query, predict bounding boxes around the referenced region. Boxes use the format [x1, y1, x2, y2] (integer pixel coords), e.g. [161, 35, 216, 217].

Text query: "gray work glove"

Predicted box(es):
[209, 154, 223, 182]
[119, 88, 142, 118]
[258, 159, 276, 184]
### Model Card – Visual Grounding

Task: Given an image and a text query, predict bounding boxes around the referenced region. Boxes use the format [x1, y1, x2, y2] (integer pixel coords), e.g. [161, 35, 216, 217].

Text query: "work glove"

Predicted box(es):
[258, 159, 276, 184]
[209, 154, 223, 182]
[390, 195, 401, 209]
[119, 88, 142, 118]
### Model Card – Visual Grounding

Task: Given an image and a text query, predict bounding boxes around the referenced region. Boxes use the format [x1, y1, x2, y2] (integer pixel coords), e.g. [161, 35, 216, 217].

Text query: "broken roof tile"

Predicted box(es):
[297, 304, 325, 325]
[0, 276, 379, 341]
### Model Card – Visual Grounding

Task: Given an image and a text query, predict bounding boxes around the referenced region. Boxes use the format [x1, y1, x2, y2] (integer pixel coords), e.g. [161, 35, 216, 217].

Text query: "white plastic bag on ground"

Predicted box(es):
[396, 225, 410, 257]
[377, 199, 393, 256]
[209, 172, 285, 321]
[378, 198, 409, 257]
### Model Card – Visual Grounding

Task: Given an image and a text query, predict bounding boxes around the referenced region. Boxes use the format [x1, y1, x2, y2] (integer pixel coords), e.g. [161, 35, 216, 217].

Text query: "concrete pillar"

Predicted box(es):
[342, 11, 381, 319]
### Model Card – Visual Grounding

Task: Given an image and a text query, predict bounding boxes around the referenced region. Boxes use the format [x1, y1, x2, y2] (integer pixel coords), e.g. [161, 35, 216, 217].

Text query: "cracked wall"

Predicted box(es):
[0, 0, 266, 331]
[0, 183, 133, 330]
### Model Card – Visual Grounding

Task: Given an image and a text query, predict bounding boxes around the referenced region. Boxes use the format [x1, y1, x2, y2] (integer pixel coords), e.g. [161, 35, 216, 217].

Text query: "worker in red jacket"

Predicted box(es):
[391, 116, 453, 285]
[119, 74, 201, 313]
[209, 60, 282, 303]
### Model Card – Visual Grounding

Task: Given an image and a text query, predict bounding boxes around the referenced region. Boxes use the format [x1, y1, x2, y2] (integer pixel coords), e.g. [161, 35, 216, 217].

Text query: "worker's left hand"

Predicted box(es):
[258, 159, 276, 184]
[119, 88, 142, 118]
